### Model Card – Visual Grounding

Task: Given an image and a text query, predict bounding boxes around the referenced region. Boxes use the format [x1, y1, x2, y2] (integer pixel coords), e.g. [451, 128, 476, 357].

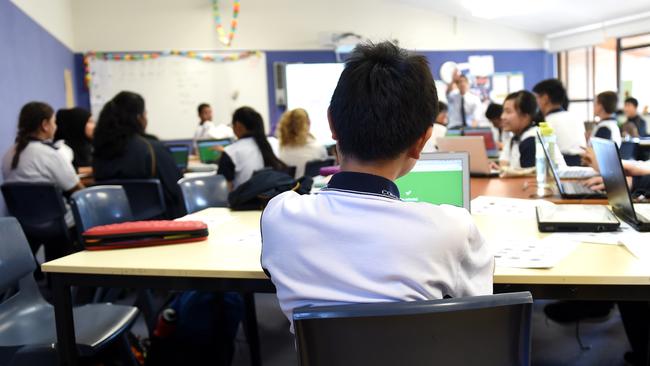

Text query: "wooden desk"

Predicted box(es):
[44, 203, 649, 365]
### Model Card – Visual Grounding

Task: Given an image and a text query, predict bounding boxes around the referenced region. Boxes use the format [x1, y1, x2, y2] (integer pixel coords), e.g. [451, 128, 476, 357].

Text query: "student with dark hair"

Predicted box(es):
[591, 91, 621, 146]
[93, 91, 186, 219]
[54, 107, 95, 169]
[217, 106, 287, 189]
[261, 41, 493, 332]
[533, 79, 586, 166]
[485, 102, 508, 149]
[2, 102, 83, 228]
[193, 103, 234, 144]
[624, 97, 647, 137]
[423, 101, 449, 152]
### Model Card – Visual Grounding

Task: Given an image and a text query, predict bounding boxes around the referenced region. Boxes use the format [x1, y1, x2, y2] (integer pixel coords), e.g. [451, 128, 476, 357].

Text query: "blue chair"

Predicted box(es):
[294, 292, 533, 366]
[1, 182, 75, 261]
[95, 179, 166, 221]
[70, 185, 134, 240]
[178, 174, 229, 214]
[0, 217, 139, 364]
[304, 158, 336, 178]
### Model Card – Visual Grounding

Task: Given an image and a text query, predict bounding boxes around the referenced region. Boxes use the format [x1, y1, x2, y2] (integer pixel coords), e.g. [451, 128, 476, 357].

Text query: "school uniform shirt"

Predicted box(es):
[447, 91, 482, 129]
[279, 137, 328, 178]
[193, 121, 234, 142]
[628, 115, 648, 137]
[2, 140, 79, 227]
[261, 171, 494, 332]
[591, 117, 622, 146]
[217, 137, 265, 189]
[422, 123, 448, 153]
[500, 125, 566, 169]
[544, 109, 586, 156]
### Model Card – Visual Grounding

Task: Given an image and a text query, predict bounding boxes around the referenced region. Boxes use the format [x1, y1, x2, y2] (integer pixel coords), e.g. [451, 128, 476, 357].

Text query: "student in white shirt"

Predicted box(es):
[261, 41, 493, 332]
[422, 101, 448, 152]
[276, 108, 327, 178]
[485, 103, 508, 150]
[193, 103, 235, 143]
[2, 102, 84, 231]
[216, 107, 287, 190]
[446, 74, 481, 129]
[591, 91, 622, 146]
[533, 79, 586, 166]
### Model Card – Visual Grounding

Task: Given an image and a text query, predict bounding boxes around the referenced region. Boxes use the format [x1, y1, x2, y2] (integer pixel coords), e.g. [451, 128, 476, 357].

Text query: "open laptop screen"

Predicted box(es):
[197, 139, 231, 163]
[395, 152, 470, 210]
[591, 138, 638, 220]
[166, 145, 190, 170]
[463, 128, 497, 151]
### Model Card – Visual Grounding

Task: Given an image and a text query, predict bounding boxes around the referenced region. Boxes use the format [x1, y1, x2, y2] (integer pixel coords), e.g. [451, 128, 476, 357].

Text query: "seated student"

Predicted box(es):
[624, 97, 647, 137]
[193, 103, 235, 142]
[217, 106, 287, 190]
[276, 108, 327, 178]
[261, 41, 494, 332]
[533, 79, 586, 166]
[422, 101, 449, 152]
[485, 102, 507, 150]
[2, 102, 84, 229]
[92, 91, 186, 219]
[591, 91, 622, 146]
[54, 107, 95, 169]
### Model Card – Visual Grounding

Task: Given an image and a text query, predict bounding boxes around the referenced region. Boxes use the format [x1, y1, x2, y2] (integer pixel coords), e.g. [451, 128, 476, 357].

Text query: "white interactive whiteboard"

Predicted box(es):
[88, 54, 269, 140]
[285, 63, 345, 145]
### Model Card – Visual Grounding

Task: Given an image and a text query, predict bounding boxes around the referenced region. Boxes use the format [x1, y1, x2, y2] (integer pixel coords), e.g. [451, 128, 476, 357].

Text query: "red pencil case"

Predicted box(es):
[82, 220, 209, 250]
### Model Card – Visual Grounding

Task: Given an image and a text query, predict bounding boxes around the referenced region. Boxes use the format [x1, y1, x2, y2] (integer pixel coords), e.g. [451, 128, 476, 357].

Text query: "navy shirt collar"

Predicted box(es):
[325, 171, 400, 199]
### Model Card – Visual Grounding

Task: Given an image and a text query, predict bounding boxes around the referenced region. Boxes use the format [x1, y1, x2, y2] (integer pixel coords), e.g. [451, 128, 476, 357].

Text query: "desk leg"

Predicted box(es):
[243, 293, 262, 366]
[52, 275, 79, 366]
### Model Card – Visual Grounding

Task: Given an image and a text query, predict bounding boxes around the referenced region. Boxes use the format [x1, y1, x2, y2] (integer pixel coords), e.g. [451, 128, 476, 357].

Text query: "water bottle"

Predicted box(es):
[153, 308, 177, 338]
[539, 122, 557, 171]
[535, 127, 547, 188]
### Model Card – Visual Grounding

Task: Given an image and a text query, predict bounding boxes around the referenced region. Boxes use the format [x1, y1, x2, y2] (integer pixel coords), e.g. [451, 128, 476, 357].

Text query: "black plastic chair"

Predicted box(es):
[294, 292, 533, 366]
[304, 158, 336, 178]
[95, 179, 166, 221]
[620, 141, 639, 161]
[1, 182, 75, 262]
[0, 217, 139, 364]
[178, 174, 229, 214]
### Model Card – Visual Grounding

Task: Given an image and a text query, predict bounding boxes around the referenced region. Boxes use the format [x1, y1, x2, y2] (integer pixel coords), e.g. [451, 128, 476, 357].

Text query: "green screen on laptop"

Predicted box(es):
[395, 159, 464, 208]
[168, 146, 189, 170]
[197, 139, 231, 163]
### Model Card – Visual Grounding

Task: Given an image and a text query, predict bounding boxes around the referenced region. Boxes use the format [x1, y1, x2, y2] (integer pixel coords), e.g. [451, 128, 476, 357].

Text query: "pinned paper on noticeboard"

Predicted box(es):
[468, 55, 495, 77]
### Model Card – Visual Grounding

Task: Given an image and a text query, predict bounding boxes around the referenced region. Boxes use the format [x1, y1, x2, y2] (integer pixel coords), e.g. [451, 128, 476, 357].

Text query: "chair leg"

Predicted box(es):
[135, 289, 158, 335]
[114, 333, 140, 366]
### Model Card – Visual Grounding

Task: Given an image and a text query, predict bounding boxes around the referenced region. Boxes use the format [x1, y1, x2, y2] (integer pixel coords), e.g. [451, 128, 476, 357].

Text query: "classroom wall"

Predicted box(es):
[9, 0, 75, 50]
[70, 0, 544, 52]
[0, 0, 78, 215]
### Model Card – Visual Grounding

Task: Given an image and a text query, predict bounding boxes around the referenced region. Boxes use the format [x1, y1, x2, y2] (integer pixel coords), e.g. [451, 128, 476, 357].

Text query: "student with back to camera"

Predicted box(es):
[261, 41, 494, 332]
[54, 107, 95, 170]
[591, 91, 622, 146]
[276, 108, 328, 178]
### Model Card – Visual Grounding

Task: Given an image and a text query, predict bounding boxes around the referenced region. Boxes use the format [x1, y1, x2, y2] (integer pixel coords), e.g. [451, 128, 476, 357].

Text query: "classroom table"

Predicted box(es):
[43, 185, 643, 365]
[471, 176, 609, 204]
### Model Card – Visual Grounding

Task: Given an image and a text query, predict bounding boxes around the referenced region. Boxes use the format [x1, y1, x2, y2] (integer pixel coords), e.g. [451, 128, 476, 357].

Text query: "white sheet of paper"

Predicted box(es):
[177, 212, 237, 227]
[471, 196, 554, 219]
[492, 235, 578, 269]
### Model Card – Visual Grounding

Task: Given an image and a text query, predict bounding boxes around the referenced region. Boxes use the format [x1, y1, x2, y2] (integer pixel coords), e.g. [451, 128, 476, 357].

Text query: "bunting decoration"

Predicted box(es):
[212, 0, 240, 47]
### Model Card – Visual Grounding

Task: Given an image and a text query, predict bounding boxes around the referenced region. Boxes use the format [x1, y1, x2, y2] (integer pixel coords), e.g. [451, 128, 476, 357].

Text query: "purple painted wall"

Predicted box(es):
[0, 0, 77, 214]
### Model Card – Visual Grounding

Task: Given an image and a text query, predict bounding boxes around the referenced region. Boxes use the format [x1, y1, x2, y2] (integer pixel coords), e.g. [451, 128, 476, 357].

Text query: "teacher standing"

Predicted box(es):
[446, 72, 481, 129]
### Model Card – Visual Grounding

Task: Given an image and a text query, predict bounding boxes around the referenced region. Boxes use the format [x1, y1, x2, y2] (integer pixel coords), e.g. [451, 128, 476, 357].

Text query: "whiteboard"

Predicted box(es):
[286, 63, 345, 145]
[89, 54, 269, 140]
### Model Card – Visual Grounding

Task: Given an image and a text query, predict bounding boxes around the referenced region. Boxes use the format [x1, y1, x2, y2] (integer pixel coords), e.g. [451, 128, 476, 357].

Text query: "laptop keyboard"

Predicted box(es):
[562, 182, 597, 195]
[634, 204, 650, 223]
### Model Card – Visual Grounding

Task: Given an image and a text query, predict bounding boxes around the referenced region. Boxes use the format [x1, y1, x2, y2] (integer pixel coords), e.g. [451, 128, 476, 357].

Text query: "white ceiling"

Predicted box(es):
[400, 0, 650, 35]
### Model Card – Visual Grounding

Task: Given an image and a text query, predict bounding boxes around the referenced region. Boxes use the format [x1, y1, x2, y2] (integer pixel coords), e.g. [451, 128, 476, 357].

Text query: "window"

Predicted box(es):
[620, 33, 650, 115]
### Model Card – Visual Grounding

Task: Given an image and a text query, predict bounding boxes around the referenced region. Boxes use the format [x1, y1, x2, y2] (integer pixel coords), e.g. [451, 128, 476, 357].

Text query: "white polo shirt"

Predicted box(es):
[422, 123, 448, 153]
[591, 117, 622, 147]
[261, 171, 494, 332]
[544, 109, 587, 155]
[193, 121, 234, 142]
[2, 140, 79, 227]
[279, 137, 328, 178]
[447, 91, 482, 129]
[218, 137, 264, 189]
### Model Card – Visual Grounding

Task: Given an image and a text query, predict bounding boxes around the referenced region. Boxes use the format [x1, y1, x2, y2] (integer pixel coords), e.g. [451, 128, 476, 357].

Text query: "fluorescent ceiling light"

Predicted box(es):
[462, 0, 543, 19]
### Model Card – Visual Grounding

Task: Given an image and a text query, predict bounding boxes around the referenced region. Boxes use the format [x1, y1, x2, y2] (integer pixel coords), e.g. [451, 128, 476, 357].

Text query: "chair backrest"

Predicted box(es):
[94, 179, 166, 220]
[178, 174, 229, 214]
[294, 292, 533, 366]
[0, 217, 37, 293]
[1, 183, 69, 240]
[304, 158, 336, 178]
[70, 185, 134, 236]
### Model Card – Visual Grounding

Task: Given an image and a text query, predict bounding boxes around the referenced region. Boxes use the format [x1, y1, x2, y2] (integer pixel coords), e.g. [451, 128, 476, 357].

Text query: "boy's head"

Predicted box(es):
[532, 79, 567, 116]
[328, 41, 437, 172]
[624, 97, 639, 118]
[485, 103, 503, 128]
[436, 101, 448, 125]
[198, 103, 212, 122]
[595, 91, 618, 117]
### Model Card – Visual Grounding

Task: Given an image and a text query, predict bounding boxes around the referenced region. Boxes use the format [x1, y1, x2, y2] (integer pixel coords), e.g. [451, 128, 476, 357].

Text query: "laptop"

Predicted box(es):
[395, 152, 471, 211]
[196, 138, 232, 164]
[538, 130, 605, 199]
[535, 204, 619, 232]
[437, 136, 499, 177]
[591, 137, 650, 231]
[463, 128, 499, 158]
[166, 144, 190, 171]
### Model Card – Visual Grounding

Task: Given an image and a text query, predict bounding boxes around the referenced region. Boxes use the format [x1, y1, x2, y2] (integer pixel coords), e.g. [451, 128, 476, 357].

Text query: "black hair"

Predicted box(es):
[55, 107, 93, 168]
[11, 102, 54, 169]
[328, 41, 438, 161]
[232, 106, 286, 171]
[625, 97, 639, 108]
[437, 101, 448, 113]
[198, 103, 210, 114]
[504, 90, 538, 121]
[597, 91, 618, 114]
[93, 91, 146, 160]
[485, 103, 503, 120]
[532, 78, 568, 106]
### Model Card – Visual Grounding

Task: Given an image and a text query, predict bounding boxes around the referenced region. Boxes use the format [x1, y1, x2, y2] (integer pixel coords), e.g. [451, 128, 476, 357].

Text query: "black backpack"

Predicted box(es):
[228, 169, 313, 210]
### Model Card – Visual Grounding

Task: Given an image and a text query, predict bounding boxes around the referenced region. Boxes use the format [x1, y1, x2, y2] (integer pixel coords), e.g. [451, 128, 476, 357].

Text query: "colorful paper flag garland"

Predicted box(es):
[213, 0, 240, 47]
[83, 50, 261, 87]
